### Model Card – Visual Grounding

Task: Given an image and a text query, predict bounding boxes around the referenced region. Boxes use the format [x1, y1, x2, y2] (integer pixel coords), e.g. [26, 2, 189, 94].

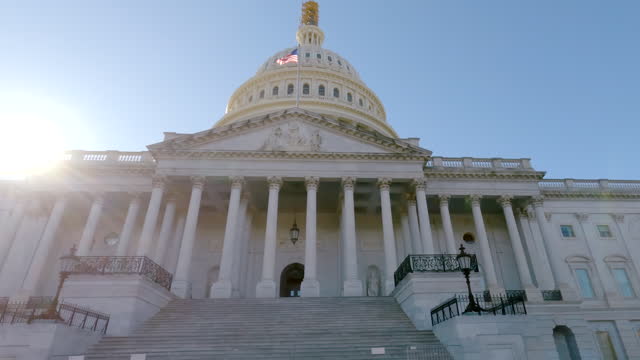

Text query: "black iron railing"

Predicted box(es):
[394, 254, 478, 285]
[431, 293, 527, 326]
[62, 256, 173, 290]
[0, 299, 109, 334]
[542, 290, 563, 301]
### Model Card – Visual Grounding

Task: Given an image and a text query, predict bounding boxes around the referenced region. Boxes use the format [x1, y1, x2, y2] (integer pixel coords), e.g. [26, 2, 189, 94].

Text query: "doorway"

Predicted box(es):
[280, 263, 304, 297]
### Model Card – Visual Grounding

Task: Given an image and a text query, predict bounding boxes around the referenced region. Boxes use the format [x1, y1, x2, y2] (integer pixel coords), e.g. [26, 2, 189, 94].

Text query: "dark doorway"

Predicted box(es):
[280, 263, 304, 297]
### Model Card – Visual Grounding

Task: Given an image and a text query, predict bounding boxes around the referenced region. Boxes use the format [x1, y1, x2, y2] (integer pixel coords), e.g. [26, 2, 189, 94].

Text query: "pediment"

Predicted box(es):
[148, 109, 431, 158]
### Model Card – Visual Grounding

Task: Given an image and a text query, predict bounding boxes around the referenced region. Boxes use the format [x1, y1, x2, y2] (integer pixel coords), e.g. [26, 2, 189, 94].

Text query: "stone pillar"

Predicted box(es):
[400, 213, 412, 256]
[413, 178, 434, 254]
[168, 215, 186, 273]
[256, 176, 282, 298]
[532, 196, 578, 301]
[154, 194, 177, 265]
[524, 206, 555, 290]
[378, 178, 397, 295]
[439, 194, 457, 254]
[18, 194, 67, 297]
[341, 176, 363, 296]
[232, 193, 250, 298]
[0, 194, 27, 269]
[301, 176, 320, 297]
[137, 176, 166, 257]
[407, 197, 422, 253]
[77, 193, 105, 256]
[469, 195, 501, 293]
[116, 193, 142, 256]
[211, 177, 244, 298]
[172, 176, 205, 298]
[498, 196, 541, 301]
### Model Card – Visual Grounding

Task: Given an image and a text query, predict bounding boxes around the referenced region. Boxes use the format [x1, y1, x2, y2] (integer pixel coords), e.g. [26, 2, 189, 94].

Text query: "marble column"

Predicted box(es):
[439, 194, 457, 254]
[211, 176, 244, 298]
[0, 194, 27, 270]
[524, 206, 555, 290]
[498, 196, 541, 301]
[413, 178, 434, 254]
[469, 195, 501, 293]
[154, 194, 177, 265]
[378, 178, 398, 295]
[168, 215, 186, 273]
[301, 176, 320, 297]
[341, 176, 363, 296]
[256, 176, 282, 298]
[400, 213, 412, 257]
[137, 176, 166, 257]
[407, 197, 422, 254]
[231, 192, 250, 298]
[77, 193, 105, 256]
[532, 196, 578, 300]
[18, 194, 67, 298]
[116, 193, 142, 256]
[172, 176, 205, 298]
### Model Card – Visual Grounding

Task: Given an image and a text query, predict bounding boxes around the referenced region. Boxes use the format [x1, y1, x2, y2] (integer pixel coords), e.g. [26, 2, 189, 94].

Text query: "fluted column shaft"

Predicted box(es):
[116, 193, 142, 256]
[172, 176, 205, 298]
[470, 195, 501, 292]
[301, 177, 320, 297]
[413, 178, 434, 254]
[499, 196, 535, 290]
[154, 195, 177, 265]
[137, 176, 165, 257]
[20, 195, 67, 296]
[341, 177, 363, 296]
[77, 193, 105, 256]
[439, 195, 457, 254]
[407, 199, 422, 253]
[256, 176, 282, 298]
[232, 194, 250, 297]
[378, 178, 397, 295]
[400, 214, 412, 257]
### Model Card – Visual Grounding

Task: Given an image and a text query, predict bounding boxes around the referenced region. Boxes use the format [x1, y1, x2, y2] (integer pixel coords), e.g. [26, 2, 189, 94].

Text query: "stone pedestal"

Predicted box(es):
[300, 279, 320, 297]
[342, 279, 363, 297]
[256, 279, 277, 298]
[171, 279, 191, 299]
[0, 323, 102, 360]
[210, 280, 233, 298]
[61, 274, 176, 336]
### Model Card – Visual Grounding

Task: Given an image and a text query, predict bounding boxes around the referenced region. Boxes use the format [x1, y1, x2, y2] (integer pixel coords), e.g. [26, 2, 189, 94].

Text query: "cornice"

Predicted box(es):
[153, 149, 427, 162]
[423, 171, 545, 181]
[540, 192, 640, 200]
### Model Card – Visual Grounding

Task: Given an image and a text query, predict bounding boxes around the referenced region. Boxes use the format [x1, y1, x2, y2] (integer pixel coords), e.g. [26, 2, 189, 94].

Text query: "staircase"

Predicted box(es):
[84, 297, 451, 360]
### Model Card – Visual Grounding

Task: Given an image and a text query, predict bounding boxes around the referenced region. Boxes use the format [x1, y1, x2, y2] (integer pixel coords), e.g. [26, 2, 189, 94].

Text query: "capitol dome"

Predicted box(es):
[214, 1, 397, 138]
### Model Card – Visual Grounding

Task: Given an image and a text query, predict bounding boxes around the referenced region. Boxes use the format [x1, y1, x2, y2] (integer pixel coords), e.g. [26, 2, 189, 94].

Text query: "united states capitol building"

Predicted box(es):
[1, 2, 640, 359]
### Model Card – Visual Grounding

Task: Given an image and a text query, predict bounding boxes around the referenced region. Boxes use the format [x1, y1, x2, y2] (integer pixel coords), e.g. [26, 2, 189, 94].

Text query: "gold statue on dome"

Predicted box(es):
[301, 1, 319, 26]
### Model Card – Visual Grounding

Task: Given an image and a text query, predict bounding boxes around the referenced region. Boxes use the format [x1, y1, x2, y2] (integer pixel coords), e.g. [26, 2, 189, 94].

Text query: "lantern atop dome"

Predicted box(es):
[297, 1, 324, 47]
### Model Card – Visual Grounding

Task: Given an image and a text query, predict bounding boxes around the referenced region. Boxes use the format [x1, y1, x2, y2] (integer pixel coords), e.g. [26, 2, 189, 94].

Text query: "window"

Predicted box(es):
[612, 268, 635, 297]
[287, 84, 294, 95]
[337, 59, 342, 66]
[305, 52, 310, 58]
[328, 55, 332, 62]
[595, 331, 619, 359]
[318, 85, 325, 96]
[272, 86, 279, 96]
[333, 88, 339, 98]
[347, 92, 353, 102]
[259, 90, 265, 99]
[359, 98, 363, 107]
[462, 233, 475, 243]
[248, 95, 253, 103]
[302, 83, 309, 95]
[561, 225, 576, 238]
[316, 53, 321, 59]
[575, 269, 595, 299]
[597, 225, 613, 238]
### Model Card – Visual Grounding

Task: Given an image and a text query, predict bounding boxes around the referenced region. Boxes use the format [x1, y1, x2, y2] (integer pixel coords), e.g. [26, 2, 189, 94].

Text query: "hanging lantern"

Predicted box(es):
[289, 215, 300, 245]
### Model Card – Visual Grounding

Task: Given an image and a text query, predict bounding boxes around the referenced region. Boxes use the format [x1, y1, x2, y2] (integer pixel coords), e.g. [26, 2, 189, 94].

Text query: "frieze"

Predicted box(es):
[261, 122, 322, 152]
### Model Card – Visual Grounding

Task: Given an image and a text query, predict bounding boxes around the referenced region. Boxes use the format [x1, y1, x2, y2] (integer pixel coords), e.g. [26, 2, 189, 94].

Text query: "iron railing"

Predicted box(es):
[431, 293, 527, 326]
[542, 290, 563, 301]
[394, 254, 478, 285]
[0, 299, 109, 334]
[62, 256, 173, 290]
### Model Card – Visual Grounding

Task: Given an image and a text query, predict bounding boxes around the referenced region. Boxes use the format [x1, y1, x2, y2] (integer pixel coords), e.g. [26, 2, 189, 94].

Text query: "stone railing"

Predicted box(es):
[62, 256, 173, 290]
[539, 179, 640, 194]
[394, 254, 478, 285]
[63, 150, 155, 165]
[426, 157, 533, 170]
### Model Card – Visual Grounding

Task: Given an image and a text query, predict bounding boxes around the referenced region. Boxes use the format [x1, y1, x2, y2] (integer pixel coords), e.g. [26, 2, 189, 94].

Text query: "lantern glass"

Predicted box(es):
[290, 222, 300, 245]
[456, 245, 472, 272]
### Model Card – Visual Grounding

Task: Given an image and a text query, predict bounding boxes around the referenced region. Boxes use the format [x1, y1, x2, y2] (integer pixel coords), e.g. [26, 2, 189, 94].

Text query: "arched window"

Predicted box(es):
[272, 86, 279, 96]
[328, 55, 333, 62]
[318, 85, 325, 96]
[303, 83, 310, 95]
[316, 53, 321, 59]
[287, 84, 294, 95]
[358, 98, 363, 107]
[259, 90, 265, 99]
[248, 95, 253, 103]
[333, 88, 339, 98]
[337, 59, 342, 66]
[347, 92, 353, 102]
[553, 326, 581, 360]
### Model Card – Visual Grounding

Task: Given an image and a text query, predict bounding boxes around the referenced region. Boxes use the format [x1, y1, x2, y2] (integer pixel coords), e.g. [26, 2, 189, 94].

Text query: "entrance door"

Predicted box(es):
[280, 263, 304, 297]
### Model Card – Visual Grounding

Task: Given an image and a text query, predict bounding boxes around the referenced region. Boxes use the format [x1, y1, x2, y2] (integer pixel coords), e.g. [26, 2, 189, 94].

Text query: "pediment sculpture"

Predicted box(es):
[261, 122, 322, 152]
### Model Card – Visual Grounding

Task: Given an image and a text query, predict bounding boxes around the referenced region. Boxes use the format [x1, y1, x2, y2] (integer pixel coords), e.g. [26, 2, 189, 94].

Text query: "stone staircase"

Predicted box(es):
[84, 297, 451, 359]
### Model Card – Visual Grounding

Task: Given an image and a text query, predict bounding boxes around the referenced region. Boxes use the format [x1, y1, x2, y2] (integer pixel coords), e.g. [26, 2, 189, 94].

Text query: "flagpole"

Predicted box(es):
[296, 45, 301, 108]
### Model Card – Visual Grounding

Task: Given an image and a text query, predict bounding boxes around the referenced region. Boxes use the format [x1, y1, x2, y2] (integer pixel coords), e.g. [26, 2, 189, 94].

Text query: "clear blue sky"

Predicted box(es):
[1, 0, 638, 179]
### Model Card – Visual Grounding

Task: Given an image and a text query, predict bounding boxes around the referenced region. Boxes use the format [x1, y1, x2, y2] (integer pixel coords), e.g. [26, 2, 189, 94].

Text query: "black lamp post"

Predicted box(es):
[32, 245, 80, 321]
[456, 244, 484, 314]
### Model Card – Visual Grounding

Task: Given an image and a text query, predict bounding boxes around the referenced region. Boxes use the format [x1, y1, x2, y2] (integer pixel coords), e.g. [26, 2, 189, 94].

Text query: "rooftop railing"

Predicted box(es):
[426, 157, 533, 170]
[539, 179, 640, 194]
[394, 254, 478, 286]
[63, 150, 155, 165]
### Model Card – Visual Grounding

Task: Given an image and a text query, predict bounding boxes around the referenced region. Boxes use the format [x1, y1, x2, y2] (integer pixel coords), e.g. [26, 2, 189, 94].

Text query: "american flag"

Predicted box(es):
[276, 49, 298, 65]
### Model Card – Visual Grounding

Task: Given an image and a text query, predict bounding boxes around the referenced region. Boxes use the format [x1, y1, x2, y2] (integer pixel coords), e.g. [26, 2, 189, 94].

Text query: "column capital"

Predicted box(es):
[575, 213, 589, 222]
[497, 195, 513, 208]
[611, 213, 625, 223]
[266, 176, 281, 191]
[411, 177, 426, 192]
[230, 176, 245, 189]
[525, 206, 536, 220]
[405, 193, 416, 205]
[377, 177, 392, 191]
[438, 194, 451, 204]
[305, 176, 320, 191]
[241, 191, 252, 201]
[341, 176, 357, 190]
[531, 195, 545, 207]
[152, 175, 168, 189]
[190, 176, 206, 189]
[469, 194, 482, 206]
[515, 208, 528, 219]
[165, 192, 179, 203]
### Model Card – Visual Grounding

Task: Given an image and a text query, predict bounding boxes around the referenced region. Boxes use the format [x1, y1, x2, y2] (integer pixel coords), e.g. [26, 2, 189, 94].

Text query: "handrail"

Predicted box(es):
[63, 256, 173, 290]
[430, 293, 527, 326]
[394, 254, 478, 285]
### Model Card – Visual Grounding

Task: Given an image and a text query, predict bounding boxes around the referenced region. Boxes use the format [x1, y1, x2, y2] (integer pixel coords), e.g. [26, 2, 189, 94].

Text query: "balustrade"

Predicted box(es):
[427, 157, 532, 170]
[393, 254, 478, 285]
[64, 150, 154, 165]
[539, 179, 640, 194]
[63, 256, 173, 290]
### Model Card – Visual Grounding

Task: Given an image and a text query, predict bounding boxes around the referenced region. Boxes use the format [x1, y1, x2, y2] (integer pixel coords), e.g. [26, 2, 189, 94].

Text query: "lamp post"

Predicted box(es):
[289, 215, 300, 245]
[32, 245, 80, 321]
[456, 244, 484, 314]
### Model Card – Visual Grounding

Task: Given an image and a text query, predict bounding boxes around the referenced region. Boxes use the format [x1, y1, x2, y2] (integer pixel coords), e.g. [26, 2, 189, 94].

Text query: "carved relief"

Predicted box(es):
[261, 122, 322, 152]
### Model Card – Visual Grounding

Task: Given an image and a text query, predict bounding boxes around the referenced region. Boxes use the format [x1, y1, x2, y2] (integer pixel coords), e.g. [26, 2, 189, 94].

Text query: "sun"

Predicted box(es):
[0, 93, 74, 179]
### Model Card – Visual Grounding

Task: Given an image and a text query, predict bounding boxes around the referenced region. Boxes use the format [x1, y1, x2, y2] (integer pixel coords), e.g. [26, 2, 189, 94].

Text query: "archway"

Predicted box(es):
[280, 263, 304, 297]
[553, 326, 582, 360]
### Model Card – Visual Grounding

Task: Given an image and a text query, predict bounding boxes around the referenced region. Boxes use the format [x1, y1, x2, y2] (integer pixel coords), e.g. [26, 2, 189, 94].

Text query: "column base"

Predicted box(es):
[256, 279, 277, 298]
[300, 279, 320, 297]
[171, 280, 192, 299]
[210, 280, 233, 298]
[342, 279, 363, 296]
[384, 280, 395, 296]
